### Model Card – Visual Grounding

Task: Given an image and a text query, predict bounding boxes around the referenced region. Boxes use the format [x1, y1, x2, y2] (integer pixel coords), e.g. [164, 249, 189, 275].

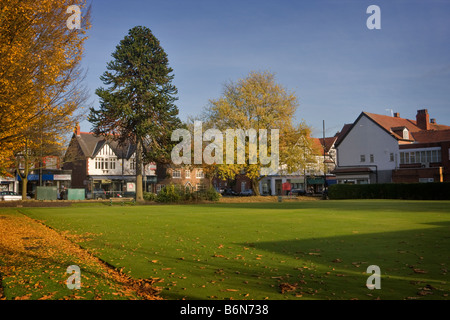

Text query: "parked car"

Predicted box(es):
[239, 189, 254, 196]
[221, 188, 238, 196]
[0, 191, 23, 201]
[289, 189, 308, 196]
[92, 189, 107, 200]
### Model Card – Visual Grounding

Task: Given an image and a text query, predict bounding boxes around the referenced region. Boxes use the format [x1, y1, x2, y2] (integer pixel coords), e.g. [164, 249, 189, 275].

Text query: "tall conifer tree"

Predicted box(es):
[89, 26, 181, 201]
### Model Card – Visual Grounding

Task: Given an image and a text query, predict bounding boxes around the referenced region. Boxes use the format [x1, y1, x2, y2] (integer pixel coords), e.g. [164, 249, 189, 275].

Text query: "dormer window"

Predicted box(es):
[391, 126, 409, 140]
[402, 128, 409, 140]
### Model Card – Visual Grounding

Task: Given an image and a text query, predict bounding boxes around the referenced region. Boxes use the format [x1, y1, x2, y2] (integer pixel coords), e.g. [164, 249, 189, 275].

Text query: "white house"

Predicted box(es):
[63, 126, 156, 197]
[333, 109, 450, 184]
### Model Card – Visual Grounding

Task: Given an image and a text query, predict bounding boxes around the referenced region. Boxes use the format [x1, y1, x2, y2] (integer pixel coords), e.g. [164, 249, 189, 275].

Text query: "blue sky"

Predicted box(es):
[80, 0, 450, 137]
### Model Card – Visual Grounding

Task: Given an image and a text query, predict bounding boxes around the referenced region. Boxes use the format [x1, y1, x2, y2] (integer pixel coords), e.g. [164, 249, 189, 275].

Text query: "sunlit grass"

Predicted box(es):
[15, 200, 450, 300]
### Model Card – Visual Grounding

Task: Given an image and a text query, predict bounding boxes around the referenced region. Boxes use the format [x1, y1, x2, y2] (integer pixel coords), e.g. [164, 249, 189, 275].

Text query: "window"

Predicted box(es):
[370, 154, 374, 163]
[410, 152, 416, 163]
[156, 184, 164, 193]
[172, 170, 181, 178]
[130, 158, 136, 171]
[399, 149, 442, 165]
[196, 169, 204, 179]
[432, 150, 440, 163]
[185, 169, 190, 179]
[360, 155, 366, 163]
[110, 158, 116, 170]
[390, 153, 394, 162]
[95, 158, 105, 170]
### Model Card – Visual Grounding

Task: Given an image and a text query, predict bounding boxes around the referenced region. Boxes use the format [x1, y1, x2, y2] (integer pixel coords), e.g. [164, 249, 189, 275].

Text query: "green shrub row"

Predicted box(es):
[328, 182, 450, 200]
[143, 184, 221, 203]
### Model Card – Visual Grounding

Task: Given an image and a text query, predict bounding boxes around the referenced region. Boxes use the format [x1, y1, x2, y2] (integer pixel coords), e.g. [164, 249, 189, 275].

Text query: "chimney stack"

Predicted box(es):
[430, 118, 436, 124]
[416, 109, 430, 131]
[75, 123, 81, 136]
[393, 112, 400, 118]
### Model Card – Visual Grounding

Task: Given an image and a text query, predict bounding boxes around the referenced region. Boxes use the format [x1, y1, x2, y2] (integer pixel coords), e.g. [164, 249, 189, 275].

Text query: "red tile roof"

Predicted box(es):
[411, 129, 450, 143]
[334, 123, 353, 146]
[319, 137, 338, 153]
[363, 112, 420, 140]
[336, 112, 450, 145]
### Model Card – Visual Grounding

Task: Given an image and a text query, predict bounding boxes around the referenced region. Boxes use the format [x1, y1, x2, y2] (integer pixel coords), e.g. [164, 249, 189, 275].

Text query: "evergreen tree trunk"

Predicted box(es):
[135, 138, 144, 202]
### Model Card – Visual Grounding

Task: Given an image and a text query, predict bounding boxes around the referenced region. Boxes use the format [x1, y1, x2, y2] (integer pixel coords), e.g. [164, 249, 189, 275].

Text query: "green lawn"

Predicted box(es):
[12, 200, 450, 300]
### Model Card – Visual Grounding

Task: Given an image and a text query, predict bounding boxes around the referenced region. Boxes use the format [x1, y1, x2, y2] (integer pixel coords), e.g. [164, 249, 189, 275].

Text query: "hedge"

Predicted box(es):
[328, 182, 450, 200]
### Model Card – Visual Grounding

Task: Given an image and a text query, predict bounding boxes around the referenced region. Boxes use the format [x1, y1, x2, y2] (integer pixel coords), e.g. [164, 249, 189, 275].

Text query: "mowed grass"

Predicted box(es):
[18, 200, 450, 300]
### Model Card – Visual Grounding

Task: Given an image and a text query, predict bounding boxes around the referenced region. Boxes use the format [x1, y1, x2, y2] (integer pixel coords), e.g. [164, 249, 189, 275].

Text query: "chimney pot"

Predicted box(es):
[430, 118, 436, 124]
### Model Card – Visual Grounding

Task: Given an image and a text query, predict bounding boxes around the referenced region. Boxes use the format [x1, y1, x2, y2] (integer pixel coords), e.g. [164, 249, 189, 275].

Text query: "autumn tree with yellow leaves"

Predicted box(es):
[0, 0, 91, 198]
[202, 71, 319, 195]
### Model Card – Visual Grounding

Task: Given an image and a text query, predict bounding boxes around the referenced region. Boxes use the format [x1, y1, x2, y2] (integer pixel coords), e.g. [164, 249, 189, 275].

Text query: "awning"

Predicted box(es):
[17, 174, 54, 181]
[307, 178, 325, 185]
[90, 175, 136, 181]
[332, 167, 373, 174]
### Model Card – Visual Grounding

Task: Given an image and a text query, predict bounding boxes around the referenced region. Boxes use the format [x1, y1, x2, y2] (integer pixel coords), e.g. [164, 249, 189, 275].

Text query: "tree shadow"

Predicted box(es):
[196, 200, 450, 212]
[235, 220, 450, 300]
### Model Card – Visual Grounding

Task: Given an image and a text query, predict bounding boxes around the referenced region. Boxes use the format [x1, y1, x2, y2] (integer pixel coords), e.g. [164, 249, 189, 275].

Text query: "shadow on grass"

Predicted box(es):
[196, 200, 450, 213]
[234, 220, 450, 300]
[88, 220, 450, 300]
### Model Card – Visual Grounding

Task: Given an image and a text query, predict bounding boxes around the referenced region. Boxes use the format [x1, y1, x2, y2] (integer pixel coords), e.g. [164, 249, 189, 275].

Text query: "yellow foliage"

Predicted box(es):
[0, 0, 91, 174]
[203, 71, 318, 194]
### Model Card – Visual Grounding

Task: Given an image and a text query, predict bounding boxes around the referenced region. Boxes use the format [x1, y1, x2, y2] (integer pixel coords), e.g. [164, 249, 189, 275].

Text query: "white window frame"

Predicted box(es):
[196, 169, 204, 179]
[172, 170, 181, 179]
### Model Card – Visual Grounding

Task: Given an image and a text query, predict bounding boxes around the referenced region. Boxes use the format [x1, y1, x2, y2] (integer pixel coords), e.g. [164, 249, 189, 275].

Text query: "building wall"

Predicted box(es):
[87, 144, 155, 177]
[392, 167, 443, 183]
[156, 166, 209, 192]
[337, 115, 400, 182]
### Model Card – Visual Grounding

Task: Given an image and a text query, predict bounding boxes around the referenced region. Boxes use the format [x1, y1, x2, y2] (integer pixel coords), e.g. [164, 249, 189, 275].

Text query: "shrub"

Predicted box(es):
[156, 184, 181, 203]
[205, 187, 221, 201]
[143, 192, 157, 202]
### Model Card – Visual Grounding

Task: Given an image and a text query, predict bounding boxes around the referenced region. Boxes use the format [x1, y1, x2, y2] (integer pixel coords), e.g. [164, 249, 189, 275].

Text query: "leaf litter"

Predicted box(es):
[0, 211, 161, 300]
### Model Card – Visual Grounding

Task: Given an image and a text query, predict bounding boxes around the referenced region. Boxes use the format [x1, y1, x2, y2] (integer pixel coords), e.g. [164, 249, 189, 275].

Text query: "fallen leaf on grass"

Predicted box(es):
[279, 283, 297, 294]
[413, 269, 428, 274]
[222, 289, 239, 292]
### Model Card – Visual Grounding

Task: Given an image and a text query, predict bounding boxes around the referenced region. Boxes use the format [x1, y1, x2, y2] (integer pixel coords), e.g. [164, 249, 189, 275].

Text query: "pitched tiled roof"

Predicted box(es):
[363, 112, 419, 140]
[76, 132, 136, 159]
[411, 129, 450, 143]
[336, 112, 450, 146]
[334, 123, 353, 147]
[364, 112, 450, 141]
[319, 137, 338, 153]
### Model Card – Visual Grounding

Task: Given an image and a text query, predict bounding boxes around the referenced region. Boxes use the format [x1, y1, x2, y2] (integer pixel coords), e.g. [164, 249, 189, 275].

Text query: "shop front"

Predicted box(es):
[17, 170, 72, 198]
[86, 175, 157, 199]
[0, 176, 17, 192]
